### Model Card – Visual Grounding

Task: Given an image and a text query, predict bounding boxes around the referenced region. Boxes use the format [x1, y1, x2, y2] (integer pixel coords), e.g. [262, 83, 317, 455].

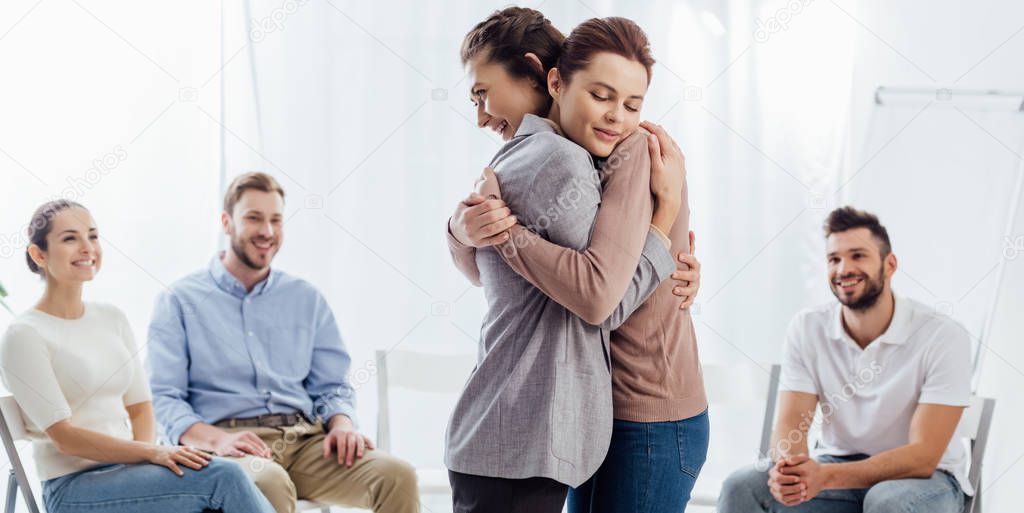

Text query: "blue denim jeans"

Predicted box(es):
[718, 454, 965, 513]
[568, 409, 710, 513]
[42, 458, 275, 513]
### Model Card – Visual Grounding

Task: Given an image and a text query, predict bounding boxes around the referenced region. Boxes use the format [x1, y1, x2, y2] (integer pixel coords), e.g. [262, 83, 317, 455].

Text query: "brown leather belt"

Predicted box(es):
[214, 413, 308, 429]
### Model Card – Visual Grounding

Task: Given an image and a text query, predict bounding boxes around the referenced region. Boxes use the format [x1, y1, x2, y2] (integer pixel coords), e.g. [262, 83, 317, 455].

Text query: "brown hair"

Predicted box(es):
[461, 7, 565, 97]
[25, 199, 87, 276]
[223, 172, 285, 214]
[557, 17, 655, 85]
[823, 206, 892, 256]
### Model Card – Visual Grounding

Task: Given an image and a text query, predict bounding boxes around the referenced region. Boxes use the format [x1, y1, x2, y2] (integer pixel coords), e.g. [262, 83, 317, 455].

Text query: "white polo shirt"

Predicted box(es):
[780, 294, 973, 495]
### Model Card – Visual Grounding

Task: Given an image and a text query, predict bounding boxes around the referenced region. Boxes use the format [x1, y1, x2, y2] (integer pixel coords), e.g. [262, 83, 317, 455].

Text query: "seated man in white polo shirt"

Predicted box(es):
[718, 206, 972, 513]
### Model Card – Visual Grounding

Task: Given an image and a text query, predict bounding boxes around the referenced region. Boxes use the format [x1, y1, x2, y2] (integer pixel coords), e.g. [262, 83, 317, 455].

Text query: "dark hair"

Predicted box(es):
[26, 200, 87, 276]
[823, 206, 892, 256]
[557, 17, 655, 85]
[223, 172, 285, 214]
[460, 7, 565, 98]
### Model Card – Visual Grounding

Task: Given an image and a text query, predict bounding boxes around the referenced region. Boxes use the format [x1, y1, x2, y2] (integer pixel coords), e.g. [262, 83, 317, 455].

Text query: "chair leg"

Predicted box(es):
[5, 471, 17, 513]
[974, 469, 981, 513]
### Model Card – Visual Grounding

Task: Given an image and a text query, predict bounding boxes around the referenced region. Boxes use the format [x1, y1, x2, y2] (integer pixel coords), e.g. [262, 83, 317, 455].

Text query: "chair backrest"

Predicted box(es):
[960, 396, 995, 513]
[375, 350, 477, 453]
[702, 362, 781, 457]
[0, 397, 27, 442]
[0, 395, 41, 513]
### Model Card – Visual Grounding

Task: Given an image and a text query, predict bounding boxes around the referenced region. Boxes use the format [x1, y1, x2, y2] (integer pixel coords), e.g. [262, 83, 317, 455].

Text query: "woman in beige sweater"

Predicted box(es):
[447, 8, 708, 513]
[0, 200, 273, 513]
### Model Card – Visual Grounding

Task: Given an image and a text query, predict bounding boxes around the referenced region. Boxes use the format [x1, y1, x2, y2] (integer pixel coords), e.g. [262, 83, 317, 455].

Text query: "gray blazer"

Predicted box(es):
[444, 114, 675, 487]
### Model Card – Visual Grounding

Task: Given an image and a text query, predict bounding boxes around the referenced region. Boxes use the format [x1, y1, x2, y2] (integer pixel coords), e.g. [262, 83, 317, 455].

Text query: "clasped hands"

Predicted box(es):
[768, 455, 830, 506]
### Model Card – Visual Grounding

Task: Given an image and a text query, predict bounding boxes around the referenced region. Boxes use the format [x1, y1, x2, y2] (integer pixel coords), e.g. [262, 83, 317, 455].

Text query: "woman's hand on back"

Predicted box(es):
[449, 167, 518, 247]
[671, 231, 702, 310]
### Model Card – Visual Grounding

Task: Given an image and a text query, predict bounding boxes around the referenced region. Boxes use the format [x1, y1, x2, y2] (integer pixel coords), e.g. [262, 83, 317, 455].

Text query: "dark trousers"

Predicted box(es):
[449, 470, 569, 513]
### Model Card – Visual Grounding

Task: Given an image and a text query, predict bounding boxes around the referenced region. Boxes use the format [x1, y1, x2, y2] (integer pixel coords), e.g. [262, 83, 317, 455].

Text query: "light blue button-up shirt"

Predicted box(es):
[147, 254, 357, 444]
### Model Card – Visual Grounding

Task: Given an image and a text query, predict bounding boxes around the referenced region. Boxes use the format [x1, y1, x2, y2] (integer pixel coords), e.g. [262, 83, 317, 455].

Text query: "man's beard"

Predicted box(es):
[230, 235, 271, 271]
[832, 262, 886, 311]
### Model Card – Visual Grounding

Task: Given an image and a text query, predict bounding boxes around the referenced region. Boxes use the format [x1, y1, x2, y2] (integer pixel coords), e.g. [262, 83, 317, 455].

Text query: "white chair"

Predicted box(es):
[959, 395, 996, 513]
[0, 395, 40, 513]
[686, 368, 996, 512]
[375, 349, 477, 497]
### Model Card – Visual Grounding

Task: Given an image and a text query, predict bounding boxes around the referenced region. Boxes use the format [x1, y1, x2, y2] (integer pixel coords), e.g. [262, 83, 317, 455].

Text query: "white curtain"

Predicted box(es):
[0, 1, 222, 507]
[220, 0, 859, 502]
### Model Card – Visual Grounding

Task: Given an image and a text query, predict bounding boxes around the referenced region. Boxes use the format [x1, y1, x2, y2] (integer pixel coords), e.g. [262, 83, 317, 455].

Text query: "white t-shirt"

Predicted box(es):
[0, 302, 151, 481]
[779, 294, 973, 495]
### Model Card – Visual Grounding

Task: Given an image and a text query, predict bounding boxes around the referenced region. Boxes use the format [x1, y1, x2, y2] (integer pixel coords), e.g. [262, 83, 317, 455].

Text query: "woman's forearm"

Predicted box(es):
[651, 196, 681, 236]
[495, 132, 663, 323]
[447, 225, 482, 286]
[46, 421, 155, 464]
[127, 401, 157, 443]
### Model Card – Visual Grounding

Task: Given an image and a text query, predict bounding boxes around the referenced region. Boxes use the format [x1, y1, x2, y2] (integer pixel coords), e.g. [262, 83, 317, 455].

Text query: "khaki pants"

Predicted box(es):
[224, 422, 419, 513]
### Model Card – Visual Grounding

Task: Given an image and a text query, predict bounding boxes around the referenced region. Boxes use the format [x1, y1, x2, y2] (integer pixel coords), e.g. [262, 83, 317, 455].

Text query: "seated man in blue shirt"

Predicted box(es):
[148, 172, 418, 513]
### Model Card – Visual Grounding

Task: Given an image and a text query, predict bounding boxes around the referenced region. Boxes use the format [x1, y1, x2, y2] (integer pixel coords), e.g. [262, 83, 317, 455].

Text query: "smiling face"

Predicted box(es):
[826, 227, 896, 311]
[466, 51, 550, 141]
[549, 52, 648, 157]
[29, 207, 102, 284]
[222, 189, 284, 271]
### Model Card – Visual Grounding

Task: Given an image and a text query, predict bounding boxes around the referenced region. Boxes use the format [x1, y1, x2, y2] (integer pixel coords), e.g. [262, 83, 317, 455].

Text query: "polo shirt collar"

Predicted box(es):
[513, 113, 563, 138]
[829, 292, 910, 346]
[208, 252, 276, 298]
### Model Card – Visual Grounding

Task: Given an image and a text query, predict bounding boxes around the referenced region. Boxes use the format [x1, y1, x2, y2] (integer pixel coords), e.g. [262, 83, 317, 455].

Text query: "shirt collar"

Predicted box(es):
[513, 113, 563, 138]
[829, 293, 910, 346]
[208, 252, 275, 298]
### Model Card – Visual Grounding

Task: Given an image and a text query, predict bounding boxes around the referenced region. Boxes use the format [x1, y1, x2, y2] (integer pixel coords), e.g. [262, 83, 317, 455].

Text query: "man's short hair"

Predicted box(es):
[223, 172, 285, 214]
[823, 206, 892, 256]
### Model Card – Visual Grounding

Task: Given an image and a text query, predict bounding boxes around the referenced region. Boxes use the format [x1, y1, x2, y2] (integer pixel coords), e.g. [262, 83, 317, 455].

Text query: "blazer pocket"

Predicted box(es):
[550, 368, 608, 463]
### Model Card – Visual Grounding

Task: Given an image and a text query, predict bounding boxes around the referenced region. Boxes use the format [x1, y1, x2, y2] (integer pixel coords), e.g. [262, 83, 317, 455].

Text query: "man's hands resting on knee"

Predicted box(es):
[768, 455, 821, 506]
[323, 414, 375, 468]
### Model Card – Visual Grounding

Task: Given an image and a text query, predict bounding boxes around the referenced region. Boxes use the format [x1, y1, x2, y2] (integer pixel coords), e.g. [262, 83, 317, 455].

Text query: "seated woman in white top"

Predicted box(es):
[0, 200, 274, 513]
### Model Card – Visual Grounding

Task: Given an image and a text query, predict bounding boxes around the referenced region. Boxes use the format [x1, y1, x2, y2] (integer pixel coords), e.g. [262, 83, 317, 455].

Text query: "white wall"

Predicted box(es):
[841, 2, 1024, 510]
[0, 1, 222, 508]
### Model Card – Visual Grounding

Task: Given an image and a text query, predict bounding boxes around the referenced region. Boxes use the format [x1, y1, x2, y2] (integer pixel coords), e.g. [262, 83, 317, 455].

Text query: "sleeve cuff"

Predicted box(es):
[321, 407, 359, 431]
[123, 389, 153, 407]
[446, 218, 471, 250]
[918, 392, 971, 407]
[649, 224, 672, 250]
[778, 383, 818, 395]
[315, 398, 359, 430]
[167, 414, 205, 445]
[642, 230, 676, 281]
